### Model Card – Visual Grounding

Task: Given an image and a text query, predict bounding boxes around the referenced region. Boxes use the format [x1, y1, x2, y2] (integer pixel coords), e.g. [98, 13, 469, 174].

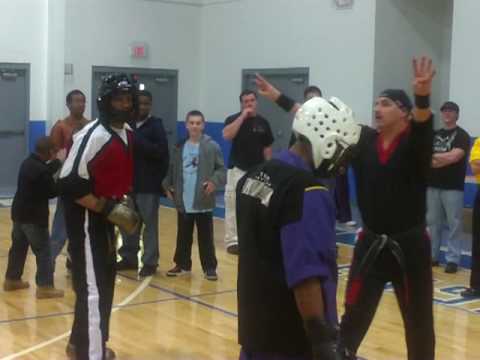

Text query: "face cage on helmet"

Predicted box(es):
[313, 139, 358, 178]
[97, 87, 138, 119]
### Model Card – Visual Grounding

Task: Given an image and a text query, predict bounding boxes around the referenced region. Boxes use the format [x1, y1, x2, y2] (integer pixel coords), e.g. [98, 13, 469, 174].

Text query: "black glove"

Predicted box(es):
[304, 318, 343, 360]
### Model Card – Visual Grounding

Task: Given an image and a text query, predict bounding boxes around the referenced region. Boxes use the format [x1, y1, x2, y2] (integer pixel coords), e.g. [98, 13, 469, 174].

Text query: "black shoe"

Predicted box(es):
[432, 260, 440, 267]
[139, 265, 157, 277]
[338, 344, 366, 360]
[445, 262, 458, 274]
[166, 265, 191, 277]
[116, 259, 138, 271]
[204, 269, 218, 281]
[461, 287, 480, 298]
[66, 342, 116, 359]
[226, 244, 239, 255]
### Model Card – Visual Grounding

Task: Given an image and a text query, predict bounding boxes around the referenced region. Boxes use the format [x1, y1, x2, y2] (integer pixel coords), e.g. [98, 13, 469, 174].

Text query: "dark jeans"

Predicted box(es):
[173, 211, 217, 272]
[6, 222, 54, 286]
[119, 193, 160, 268]
[50, 199, 71, 271]
[470, 190, 480, 289]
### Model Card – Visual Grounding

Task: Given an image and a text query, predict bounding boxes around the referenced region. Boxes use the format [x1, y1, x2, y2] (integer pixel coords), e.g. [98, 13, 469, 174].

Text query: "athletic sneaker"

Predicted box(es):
[166, 265, 191, 277]
[445, 262, 458, 274]
[226, 244, 239, 255]
[139, 265, 157, 278]
[204, 269, 218, 281]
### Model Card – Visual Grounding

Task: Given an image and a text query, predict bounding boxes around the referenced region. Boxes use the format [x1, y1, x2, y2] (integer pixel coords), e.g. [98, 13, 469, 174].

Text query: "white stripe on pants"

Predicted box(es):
[84, 214, 103, 360]
[224, 167, 246, 248]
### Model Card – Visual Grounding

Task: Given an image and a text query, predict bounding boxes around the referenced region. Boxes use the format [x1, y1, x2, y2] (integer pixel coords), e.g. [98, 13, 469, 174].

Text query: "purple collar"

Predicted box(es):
[274, 150, 311, 171]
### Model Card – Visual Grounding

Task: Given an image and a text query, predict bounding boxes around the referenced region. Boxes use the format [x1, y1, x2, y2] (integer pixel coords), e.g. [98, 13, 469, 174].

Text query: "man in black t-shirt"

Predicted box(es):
[222, 90, 274, 254]
[427, 101, 470, 274]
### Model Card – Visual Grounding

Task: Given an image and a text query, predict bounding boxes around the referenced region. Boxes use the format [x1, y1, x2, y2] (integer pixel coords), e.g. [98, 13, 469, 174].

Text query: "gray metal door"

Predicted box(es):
[243, 68, 309, 151]
[0, 64, 29, 195]
[91, 67, 178, 151]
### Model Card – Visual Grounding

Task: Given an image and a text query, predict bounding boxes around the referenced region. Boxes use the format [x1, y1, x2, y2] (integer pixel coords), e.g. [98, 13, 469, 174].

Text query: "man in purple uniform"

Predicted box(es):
[255, 57, 436, 360]
[236, 96, 360, 360]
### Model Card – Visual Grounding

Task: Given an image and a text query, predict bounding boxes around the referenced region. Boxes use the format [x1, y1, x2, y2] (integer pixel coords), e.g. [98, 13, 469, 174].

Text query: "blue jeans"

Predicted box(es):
[119, 193, 160, 268]
[426, 187, 464, 264]
[50, 199, 69, 270]
[6, 222, 54, 286]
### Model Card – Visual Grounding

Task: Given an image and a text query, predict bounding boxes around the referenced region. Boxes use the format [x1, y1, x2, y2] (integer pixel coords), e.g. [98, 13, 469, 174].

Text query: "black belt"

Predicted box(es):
[354, 224, 425, 304]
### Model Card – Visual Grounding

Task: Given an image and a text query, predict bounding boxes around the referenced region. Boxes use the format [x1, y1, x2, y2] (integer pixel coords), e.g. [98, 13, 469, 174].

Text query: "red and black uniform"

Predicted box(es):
[59, 119, 133, 360]
[340, 118, 435, 360]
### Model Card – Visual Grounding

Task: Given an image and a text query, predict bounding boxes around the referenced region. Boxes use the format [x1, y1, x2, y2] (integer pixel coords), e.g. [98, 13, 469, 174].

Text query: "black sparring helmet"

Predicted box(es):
[97, 73, 138, 117]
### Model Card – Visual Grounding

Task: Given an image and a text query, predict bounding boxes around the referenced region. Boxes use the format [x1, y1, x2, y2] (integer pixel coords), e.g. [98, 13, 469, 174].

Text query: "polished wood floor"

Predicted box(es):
[0, 205, 479, 359]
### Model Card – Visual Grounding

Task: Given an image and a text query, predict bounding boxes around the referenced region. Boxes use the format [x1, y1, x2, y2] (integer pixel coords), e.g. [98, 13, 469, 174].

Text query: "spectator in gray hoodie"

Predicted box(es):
[163, 110, 226, 280]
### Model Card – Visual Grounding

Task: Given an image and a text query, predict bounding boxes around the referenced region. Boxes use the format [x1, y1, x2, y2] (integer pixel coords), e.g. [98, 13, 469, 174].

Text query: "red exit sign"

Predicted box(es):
[131, 43, 148, 58]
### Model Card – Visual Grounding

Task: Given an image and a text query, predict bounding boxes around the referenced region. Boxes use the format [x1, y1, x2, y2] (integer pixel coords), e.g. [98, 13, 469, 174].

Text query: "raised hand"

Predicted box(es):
[412, 56, 436, 96]
[255, 73, 280, 101]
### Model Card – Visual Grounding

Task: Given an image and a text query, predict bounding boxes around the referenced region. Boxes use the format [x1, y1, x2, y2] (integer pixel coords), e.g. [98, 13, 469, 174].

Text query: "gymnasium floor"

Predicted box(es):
[0, 204, 479, 360]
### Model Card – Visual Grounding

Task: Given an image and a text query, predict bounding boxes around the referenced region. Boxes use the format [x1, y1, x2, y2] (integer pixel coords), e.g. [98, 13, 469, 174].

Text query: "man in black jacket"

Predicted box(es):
[3, 136, 64, 299]
[117, 90, 169, 277]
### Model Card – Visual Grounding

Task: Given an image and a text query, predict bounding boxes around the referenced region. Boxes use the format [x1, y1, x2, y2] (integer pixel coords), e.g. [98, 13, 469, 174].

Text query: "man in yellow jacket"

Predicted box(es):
[462, 138, 480, 298]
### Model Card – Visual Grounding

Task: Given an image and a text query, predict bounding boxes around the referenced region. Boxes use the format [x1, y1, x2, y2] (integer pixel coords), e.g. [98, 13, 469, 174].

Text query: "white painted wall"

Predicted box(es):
[1, 0, 471, 137]
[373, 0, 453, 128]
[200, 0, 377, 124]
[64, 0, 202, 122]
[450, 1, 480, 136]
[47, 0, 66, 126]
[0, 0, 48, 121]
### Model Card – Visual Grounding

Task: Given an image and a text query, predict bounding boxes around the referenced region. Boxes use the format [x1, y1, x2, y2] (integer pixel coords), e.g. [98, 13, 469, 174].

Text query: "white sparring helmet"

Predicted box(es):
[293, 97, 360, 172]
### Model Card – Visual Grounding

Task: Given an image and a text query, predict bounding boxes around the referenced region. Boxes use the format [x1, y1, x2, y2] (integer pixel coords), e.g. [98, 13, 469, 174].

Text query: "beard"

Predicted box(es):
[110, 109, 132, 125]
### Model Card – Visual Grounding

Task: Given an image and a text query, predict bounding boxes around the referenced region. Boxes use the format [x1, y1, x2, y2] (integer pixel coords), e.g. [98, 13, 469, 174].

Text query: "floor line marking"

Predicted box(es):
[0, 276, 152, 360]
[119, 273, 238, 318]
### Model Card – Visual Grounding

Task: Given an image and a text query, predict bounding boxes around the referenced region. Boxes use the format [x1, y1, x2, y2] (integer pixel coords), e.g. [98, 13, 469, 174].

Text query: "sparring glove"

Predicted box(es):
[304, 318, 343, 360]
[97, 196, 140, 235]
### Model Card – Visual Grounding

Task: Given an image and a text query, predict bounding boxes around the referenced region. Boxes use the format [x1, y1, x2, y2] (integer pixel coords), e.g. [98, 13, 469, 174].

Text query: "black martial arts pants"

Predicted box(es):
[340, 226, 435, 360]
[64, 200, 117, 360]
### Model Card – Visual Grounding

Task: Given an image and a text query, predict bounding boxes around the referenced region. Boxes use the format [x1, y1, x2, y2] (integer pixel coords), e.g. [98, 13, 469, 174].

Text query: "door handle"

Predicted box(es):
[0, 130, 25, 138]
[1, 72, 19, 80]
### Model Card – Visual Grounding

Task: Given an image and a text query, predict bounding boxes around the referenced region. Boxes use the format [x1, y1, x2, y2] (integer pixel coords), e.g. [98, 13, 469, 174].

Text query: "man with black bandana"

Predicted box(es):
[256, 57, 436, 360]
[59, 74, 140, 360]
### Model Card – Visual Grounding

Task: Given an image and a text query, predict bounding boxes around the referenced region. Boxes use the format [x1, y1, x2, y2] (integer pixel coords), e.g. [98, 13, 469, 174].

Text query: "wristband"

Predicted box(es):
[415, 94, 430, 109]
[276, 94, 296, 113]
